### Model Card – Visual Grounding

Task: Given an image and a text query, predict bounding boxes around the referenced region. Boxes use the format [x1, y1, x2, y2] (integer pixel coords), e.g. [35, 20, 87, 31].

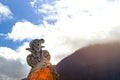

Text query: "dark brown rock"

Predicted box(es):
[56, 42, 120, 80]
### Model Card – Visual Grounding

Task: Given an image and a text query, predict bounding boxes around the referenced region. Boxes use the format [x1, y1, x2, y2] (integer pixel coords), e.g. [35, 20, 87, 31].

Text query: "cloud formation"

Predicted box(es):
[7, 21, 46, 41]
[0, 43, 30, 80]
[0, 57, 27, 80]
[0, 3, 13, 22]
[7, 0, 120, 64]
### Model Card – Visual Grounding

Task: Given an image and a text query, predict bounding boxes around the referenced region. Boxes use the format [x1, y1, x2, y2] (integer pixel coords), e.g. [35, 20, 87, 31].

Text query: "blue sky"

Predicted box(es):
[0, 0, 120, 80]
[0, 0, 57, 49]
[0, 0, 42, 49]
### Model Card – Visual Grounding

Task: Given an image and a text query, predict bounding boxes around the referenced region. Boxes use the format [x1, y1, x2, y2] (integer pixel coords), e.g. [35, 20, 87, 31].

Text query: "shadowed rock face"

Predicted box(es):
[56, 42, 120, 80]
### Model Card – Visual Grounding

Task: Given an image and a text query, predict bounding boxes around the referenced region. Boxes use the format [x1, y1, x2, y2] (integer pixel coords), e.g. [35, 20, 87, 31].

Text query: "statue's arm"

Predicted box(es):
[27, 54, 34, 68]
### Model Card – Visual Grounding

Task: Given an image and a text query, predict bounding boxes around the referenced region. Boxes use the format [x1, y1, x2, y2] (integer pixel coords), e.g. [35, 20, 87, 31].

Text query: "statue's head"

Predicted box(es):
[26, 38, 45, 52]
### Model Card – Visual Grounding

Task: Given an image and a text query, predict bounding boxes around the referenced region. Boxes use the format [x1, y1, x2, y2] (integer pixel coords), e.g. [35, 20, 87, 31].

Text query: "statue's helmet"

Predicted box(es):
[26, 39, 45, 52]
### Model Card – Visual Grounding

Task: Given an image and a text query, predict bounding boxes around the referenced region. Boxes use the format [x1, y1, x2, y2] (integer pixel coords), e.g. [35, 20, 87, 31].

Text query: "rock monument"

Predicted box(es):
[23, 39, 59, 80]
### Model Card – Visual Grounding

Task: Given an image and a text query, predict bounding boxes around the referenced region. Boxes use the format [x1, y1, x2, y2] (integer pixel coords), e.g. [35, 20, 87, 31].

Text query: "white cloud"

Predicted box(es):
[30, 0, 37, 8]
[0, 42, 32, 64]
[8, 0, 120, 65]
[0, 3, 13, 22]
[0, 42, 30, 80]
[0, 33, 6, 36]
[7, 21, 51, 41]
[0, 57, 28, 80]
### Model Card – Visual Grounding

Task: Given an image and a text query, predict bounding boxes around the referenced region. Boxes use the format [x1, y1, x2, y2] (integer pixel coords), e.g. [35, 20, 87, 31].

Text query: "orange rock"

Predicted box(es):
[28, 68, 53, 80]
